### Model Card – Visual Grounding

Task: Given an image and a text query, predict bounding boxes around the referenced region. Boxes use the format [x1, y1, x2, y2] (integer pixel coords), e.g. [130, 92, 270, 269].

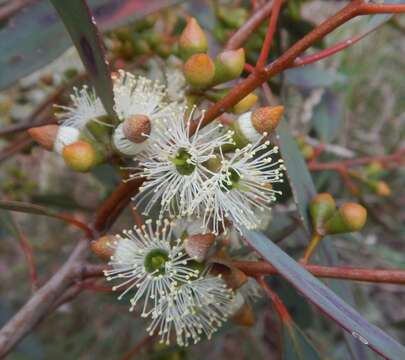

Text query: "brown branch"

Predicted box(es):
[193, 0, 405, 133]
[233, 261, 405, 285]
[10, 215, 39, 292]
[0, 0, 33, 22]
[225, 0, 276, 50]
[0, 178, 143, 357]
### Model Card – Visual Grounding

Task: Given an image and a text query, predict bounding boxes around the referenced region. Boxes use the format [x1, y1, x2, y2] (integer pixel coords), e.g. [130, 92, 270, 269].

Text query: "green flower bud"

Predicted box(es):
[324, 203, 367, 234]
[309, 193, 336, 231]
[183, 54, 215, 89]
[62, 140, 98, 173]
[213, 48, 245, 84]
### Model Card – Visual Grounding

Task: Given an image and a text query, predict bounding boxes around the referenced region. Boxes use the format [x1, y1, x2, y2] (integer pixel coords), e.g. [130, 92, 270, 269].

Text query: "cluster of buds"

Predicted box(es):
[108, 15, 174, 66]
[303, 193, 367, 262]
[180, 18, 248, 100]
[309, 193, 367, 236]
[350, 162, 391, 197]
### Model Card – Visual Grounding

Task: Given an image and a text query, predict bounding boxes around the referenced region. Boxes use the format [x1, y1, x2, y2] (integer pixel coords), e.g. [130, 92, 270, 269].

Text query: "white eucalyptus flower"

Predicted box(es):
[147, 273, 235, 346]
[104, 219, 199, 317]
[55, 85, 107, 130]
[131, 107, 234, 220]
[200, 137, 284, 234]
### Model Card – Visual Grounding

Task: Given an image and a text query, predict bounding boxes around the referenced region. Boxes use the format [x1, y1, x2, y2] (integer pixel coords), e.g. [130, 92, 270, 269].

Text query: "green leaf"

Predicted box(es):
[282, 321, 323, 360]
[285, 65, 346, 90]
[0, 0, 183, 90]
[312, 90, 343, 142]
[277, 120, 316, 233]
[242, 229, 405, 360]
[50, 0, 116, 119]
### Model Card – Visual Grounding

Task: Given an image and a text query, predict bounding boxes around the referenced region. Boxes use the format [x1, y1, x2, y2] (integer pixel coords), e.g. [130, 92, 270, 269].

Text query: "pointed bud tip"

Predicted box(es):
[123, 114, 151, 143]
[214, 48, 245, 84]
[62, 140, 97, 172]
[251, 106, 284, 134]
[179, 17, 208, 60]
[91, 235, 114, 261]
[183, 54, 215, 89]
[311, 193, 335, 207]
[28, 124, 59, 151]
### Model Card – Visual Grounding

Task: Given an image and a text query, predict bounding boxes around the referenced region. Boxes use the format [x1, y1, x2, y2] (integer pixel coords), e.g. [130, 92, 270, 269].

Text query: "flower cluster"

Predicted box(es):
[30, 69, 285, 346]
[104, 220, 237, 346]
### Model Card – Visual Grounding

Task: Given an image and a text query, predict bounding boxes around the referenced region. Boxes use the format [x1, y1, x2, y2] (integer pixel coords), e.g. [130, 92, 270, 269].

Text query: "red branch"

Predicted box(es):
[191, 1, 405, 133]
[257, 277, 292, 322]
[233, 261, 405, 285]
[256, 0, 283, 71]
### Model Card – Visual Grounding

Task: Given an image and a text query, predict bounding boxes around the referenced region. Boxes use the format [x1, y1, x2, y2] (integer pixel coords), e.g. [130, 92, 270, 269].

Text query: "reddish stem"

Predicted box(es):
[233, 261, 405, 285]
[11, 216, 39, 292]
[225, 0, 277, 50]
[256, 0, 283, 71]
[257, 277, 292, 322]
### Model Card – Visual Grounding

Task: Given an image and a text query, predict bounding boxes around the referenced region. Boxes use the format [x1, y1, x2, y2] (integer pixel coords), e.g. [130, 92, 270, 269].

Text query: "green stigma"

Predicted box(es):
[144, 249, 169, 275]
[222, 168, 241, 191]
[171, 148, 196, 175]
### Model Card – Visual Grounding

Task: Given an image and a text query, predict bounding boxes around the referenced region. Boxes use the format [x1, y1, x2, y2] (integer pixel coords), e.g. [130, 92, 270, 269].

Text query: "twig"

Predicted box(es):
[192, 1, 405, 133]
[0, 178, 143, 357]
[256, 0, 283, 71]
[225, 1, 276, 50]
[10, 215, 39, 292]
[233, 260, 405, 285]
[0, 0, 32, 22]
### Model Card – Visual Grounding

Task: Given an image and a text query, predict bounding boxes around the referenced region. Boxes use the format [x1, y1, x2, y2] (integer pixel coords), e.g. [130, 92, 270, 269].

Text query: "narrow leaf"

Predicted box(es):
[50, 0, 115, 118]
[242, 229, 405, 360]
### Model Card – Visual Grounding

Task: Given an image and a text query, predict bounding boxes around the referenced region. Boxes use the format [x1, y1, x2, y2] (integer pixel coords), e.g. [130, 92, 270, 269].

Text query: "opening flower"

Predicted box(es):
[131, 107, 234, 220]
[199, 136, 285, 234]
[55, 85, 107, 130]
[104, 219, 199, 316]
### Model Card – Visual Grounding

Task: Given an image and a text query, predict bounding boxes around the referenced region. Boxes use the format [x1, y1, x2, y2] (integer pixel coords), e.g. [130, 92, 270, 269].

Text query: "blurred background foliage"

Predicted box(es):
[0, 0, 404, 359]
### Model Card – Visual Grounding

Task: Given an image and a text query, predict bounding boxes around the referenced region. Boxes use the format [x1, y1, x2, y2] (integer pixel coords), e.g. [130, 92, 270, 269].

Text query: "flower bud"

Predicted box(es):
[231, 302, 255, 327]
[112, 123, 148, 156]
[309, 193, 336, 231]
[91, 235, 114, 260]
[178, 17, 208, 60]
[184, 233, 216, 262]
[211, 261, 247, 290]
[213, 48, 245, 84]
[234, 106, 284, 144]
[251, 106, 284, 134]
[122, 114, 151, 143]
[62, 140, 98, 172]
[232, 93, 258, 114]
[366, 179, 391, 196]
[376, 181, 391, 196]
[28, 124, 59, 151]
[324, 203, 367, 235]
[183, 54, 215, 89]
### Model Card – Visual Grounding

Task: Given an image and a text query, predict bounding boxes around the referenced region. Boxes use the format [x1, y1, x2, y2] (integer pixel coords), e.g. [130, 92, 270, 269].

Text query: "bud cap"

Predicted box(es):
[91, 235, 114, 260]
[184, 233, 216, 262]
[28, 124, 59, 151]
[179, 17, 208, 60]
[123, 114, 151, 143]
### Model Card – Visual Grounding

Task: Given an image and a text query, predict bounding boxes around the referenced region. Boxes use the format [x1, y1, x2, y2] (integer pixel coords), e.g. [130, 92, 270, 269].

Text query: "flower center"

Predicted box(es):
[144, 249, 169, 275]
[222, 168, 241, 191]
[171, 148, 196, 176]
